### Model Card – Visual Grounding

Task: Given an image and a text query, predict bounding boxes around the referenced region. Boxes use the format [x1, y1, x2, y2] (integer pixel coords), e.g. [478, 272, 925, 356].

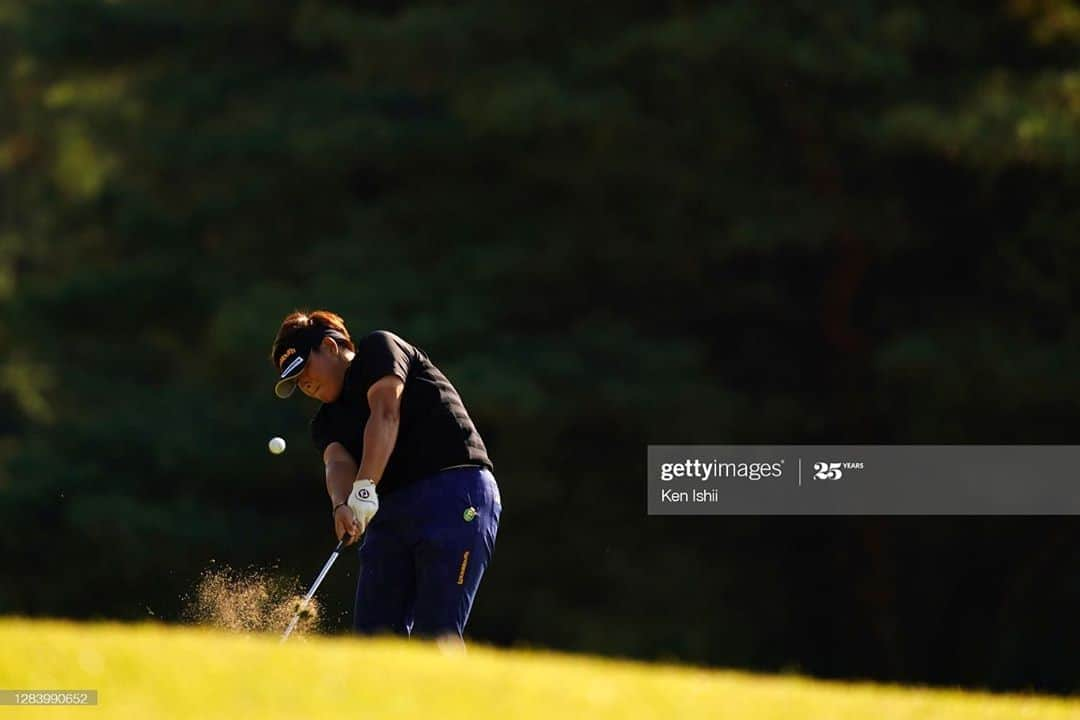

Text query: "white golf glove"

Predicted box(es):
[347, 479, 379, 533]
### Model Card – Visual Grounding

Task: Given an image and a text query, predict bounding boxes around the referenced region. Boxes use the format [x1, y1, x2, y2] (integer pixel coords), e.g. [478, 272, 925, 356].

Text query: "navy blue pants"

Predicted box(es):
[353, 465, 501, 640]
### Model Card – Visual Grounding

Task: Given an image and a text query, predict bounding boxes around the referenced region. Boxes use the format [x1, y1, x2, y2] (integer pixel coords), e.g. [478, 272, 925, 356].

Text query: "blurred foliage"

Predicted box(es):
[1, 0, 1078, 694]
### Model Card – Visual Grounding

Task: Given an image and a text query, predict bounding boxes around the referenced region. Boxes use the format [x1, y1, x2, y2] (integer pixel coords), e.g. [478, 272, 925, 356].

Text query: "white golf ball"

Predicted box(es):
[268, 436, 286, 455]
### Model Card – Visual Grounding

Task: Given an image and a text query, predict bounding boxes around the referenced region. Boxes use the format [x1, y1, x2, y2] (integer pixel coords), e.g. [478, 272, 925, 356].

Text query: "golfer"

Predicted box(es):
[270, 310, 501, 643]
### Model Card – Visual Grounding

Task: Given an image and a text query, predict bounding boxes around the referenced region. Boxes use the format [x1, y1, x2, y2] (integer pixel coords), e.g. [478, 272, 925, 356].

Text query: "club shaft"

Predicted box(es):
[280, 615, 301, 642]
[280, 538, 347, 642]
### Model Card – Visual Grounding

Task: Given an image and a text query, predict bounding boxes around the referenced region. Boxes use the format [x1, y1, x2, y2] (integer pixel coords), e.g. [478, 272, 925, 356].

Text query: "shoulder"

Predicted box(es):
[356, 329, 411, 349]
[354, 330, 416, 368]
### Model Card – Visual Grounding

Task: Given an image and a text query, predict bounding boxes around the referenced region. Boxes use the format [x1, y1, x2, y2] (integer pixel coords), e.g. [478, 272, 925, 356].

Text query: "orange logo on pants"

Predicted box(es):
[456, 551, 470, 585]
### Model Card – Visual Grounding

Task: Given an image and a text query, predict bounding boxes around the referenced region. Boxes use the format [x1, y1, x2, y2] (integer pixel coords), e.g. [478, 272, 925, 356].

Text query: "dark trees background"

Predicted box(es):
[1, 0, 1078, 693]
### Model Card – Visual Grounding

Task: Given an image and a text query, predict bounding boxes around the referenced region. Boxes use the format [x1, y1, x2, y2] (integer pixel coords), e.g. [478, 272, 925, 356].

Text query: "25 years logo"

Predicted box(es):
[812, 461, 864, 480]
[813, 462, 842, 480]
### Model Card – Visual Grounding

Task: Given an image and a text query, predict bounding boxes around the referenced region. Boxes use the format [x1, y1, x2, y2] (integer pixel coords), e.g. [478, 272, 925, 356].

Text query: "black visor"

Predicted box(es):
[273, 325, 330, 399]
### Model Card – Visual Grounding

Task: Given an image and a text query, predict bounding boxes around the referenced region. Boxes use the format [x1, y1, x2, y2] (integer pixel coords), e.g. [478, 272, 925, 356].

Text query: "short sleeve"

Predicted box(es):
[310, 410, 331, 454]
[355, 330, 411, 391]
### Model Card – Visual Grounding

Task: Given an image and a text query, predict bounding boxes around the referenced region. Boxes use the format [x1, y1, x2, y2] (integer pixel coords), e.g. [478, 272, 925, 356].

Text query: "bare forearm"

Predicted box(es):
[326, 458, 357, 507]
[357, 412, 399, 486]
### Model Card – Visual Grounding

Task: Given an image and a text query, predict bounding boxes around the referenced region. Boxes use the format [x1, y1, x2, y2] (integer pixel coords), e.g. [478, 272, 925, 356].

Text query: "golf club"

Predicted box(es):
[280, 534, 352, 643]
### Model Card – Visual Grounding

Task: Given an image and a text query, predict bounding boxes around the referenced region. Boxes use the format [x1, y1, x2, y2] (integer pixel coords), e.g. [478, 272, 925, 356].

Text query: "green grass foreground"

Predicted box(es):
[0, 618, 1075, 719]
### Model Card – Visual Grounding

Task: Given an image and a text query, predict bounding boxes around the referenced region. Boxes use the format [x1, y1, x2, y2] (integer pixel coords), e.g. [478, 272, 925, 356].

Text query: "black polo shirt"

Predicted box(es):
[310, 330, 493, 496]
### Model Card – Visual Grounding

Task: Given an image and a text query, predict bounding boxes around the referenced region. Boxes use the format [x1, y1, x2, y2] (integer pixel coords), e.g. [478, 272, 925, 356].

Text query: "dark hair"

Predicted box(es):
[270, 309, 356, 369]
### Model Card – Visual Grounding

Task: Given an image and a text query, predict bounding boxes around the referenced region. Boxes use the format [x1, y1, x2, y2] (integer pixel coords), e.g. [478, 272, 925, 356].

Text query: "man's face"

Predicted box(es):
[296, 337, 344, 403]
